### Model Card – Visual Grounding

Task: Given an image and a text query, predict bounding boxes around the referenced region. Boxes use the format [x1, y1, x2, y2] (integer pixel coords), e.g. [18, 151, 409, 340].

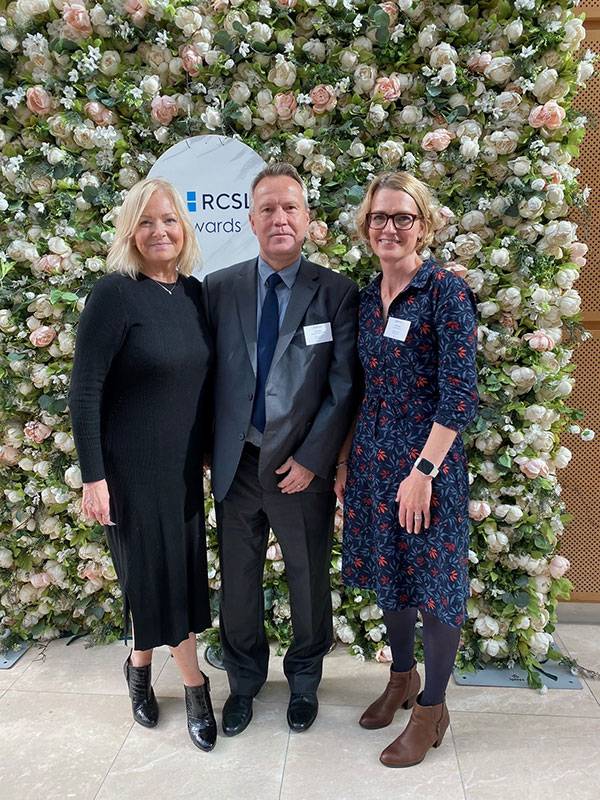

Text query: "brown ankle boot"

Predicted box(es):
[359, 663, 421, 729]
[379, 694, 449, 768]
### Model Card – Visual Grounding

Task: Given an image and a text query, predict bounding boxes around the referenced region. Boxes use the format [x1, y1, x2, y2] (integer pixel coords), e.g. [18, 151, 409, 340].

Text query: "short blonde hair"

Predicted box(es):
[106, 178, 201, 279]
[355, 172, 440, 251]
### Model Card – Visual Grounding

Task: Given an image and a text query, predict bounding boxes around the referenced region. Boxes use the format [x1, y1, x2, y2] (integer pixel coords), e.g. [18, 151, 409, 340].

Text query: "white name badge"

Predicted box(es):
[304, 322, 333, 345]
[383, 317, 411, 341]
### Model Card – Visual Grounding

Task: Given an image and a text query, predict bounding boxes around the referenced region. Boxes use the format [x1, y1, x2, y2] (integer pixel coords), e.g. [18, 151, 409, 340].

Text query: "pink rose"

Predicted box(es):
[467, 52, 492, 73]
[373, 75, 403, 101]
[379, 2, 399, 25]
[180, 44, 202, 77]
[273, 92, 298, 120]
[548, 555, 570, 579]
[277, 0, 297, 7]
[375, 645, 393, 663]
[422, 129, 453, 152]
[29, 326, 57, 348]
[0, 445, 20, 466]
[528, 101, 566, 131]
[567, 241, 587, 268]
[24, 421, 52, 443]
[308, 220, 329, 246]
[37, 254, 63, 274]
[26, 86, 53, 116]
[124, 0, 148, 25]
[524, 330, 556, 351]
[469, 500, 492, 521]
[151, 95, 178, 125]
[444, 262, 468, 278]
[310, 84, 337, 114]
[62, 2, 93, 38]
[518, 458, 550, 479]
[30, 573, 53, 589]
[84, 101, 114, 126]
[266, 543, 283, 560]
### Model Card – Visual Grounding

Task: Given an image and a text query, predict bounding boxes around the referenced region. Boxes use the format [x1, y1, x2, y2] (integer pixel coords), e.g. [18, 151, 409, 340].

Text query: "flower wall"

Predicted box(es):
[0, 0, 594, 684]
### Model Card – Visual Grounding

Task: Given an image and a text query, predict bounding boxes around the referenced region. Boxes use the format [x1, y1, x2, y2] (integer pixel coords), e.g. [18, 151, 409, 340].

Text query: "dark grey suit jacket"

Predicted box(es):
[203, 256, 359, 502]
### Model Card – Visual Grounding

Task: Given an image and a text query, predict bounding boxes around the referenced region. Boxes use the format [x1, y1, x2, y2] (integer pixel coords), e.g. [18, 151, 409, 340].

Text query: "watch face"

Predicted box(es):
[417, 458, 434, 475]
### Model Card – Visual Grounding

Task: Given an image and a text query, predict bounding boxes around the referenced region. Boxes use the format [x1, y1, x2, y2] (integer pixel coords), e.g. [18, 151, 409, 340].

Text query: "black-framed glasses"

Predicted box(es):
[367, 212, 421, 231]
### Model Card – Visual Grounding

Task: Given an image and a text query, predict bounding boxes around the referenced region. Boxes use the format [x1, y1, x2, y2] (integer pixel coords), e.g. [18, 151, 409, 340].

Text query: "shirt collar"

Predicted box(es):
[368, 258, 437, 297]
[257, 255, 302, 289]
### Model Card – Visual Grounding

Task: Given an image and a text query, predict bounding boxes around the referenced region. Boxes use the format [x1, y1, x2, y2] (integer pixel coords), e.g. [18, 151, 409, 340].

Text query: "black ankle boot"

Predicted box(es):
[123, 654, 159, 728]
[185, 673, 217, 752]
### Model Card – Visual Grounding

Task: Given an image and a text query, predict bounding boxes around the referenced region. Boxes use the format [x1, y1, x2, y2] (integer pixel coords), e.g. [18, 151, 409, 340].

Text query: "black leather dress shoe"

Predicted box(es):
[222, 694, 253, 737]
[287, 693, 318, 732]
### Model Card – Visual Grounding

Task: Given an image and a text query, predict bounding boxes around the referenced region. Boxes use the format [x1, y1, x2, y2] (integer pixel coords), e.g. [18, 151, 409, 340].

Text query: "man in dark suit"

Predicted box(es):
[203, 163, 358, 735]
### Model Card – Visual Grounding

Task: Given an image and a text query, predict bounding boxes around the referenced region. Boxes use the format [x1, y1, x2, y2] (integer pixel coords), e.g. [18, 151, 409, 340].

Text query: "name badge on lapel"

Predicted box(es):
[383, 317, 411, 341]
[304, 322, 333, 346]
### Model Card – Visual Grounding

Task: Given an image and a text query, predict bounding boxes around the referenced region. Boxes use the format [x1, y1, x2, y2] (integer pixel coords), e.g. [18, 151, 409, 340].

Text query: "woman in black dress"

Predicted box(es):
[70, 177, 216, 752]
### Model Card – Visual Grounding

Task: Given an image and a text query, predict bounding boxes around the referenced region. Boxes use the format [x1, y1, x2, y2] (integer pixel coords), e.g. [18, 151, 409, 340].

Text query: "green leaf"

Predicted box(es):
[346, 184, 364, 205]
[514, 591, 530, 608]
[214, 31, 235, 55]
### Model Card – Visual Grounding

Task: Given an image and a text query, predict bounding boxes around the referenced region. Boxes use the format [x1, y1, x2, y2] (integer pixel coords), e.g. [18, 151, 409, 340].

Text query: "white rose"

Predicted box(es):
[230, 81, 251, 105]
[559, 289, 581, 317]
[470, 578, 485, 594]
[340, 50, 359, 71]
[489, 248, 510, 268]
[268, 57, 296, 88]
[529, 631, 553, 657]
[294, 137, 315, 157]
[174, 7, 203, 36]
[461, 210, 486, 231]
[141, 75, 161, 96]
[484, 56, 514, 84]
[367, 103, 388, 125]
[400, 105, 422, 125]
[494, 504, 524, 524]
[477, 301, 499, 318]
[353, 64, 377, 94]
[560, 18, 585, 53]
[447, 4, 468, 29]
[16, 0, 51, 17]
[0, 546, 13, 569]
[99, 50, 121, 77]
[453, 233, 482, 258]
[554, 268, 579, 290]
[430, 43, 458, 69]
[248, 21, 272, 43]
[497, 286, 521, 311]
[201, 107, 222, 131]
[64, 465, 83, 489]
[54, 432, 75, 453]
[460, 138, 479, 161]
[418, 24, 438, 51]
[48, 236, 71, 256]
[474, 614, 500, 637]
[577, 61, 594, 85]
[508, 366, 536, 391]
[505, 18, 523, 43]
[464, 269, 484, 293]
[485, 129, 519, 155]
[378, 140, 404, 166]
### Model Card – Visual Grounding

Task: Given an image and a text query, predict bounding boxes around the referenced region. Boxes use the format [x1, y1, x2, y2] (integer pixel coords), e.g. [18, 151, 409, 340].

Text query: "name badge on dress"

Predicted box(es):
[304, 322, 333, 345]
[383, 317, 411, 341]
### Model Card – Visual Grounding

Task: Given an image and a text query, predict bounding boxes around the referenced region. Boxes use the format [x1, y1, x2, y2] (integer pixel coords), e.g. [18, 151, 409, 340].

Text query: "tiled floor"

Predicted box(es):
[1, 614, 599, 800]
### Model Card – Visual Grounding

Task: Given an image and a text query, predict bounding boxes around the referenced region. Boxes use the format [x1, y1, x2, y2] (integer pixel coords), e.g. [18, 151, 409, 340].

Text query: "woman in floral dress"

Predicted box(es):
[335, 172, 478, 768]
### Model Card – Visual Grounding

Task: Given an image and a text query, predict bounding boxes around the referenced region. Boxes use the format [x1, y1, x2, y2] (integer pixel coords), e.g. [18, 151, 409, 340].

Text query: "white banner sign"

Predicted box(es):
[148, 135, 265, 277]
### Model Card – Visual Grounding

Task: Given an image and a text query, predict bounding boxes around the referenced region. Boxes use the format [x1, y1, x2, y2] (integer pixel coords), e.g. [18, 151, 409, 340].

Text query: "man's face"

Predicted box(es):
[249, 176, 310, 269]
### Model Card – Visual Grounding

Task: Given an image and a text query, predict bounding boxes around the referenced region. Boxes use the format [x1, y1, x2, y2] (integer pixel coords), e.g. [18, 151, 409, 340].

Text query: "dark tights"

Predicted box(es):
[382, 608, 461, 706]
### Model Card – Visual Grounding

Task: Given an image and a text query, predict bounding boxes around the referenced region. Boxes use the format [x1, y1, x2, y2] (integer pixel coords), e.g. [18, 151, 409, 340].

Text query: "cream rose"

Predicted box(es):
[484, 56, 514, 85]
[268, 57, 296, 88]
[469, 500, 492, 521]
[307, 220, 329, 246]
[24, 421, 52, 443]
[548, 555, 570, 579]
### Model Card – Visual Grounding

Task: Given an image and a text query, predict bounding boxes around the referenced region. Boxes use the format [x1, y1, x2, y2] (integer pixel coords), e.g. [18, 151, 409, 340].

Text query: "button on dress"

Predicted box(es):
[342, 260, 479, 626]
[70, 273, 212, 650]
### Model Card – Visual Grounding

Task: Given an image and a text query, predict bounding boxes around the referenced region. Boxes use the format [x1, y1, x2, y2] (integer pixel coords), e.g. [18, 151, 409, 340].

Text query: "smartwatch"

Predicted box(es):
[414, 457, 439, 478]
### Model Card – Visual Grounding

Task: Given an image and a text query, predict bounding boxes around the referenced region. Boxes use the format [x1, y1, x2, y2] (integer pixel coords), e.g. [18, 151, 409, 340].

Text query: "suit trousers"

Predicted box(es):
[216, 443, 336, 697]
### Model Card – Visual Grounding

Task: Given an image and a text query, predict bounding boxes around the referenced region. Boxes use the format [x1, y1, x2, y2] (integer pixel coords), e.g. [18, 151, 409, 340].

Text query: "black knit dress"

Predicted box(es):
[70, 272, 212, 650]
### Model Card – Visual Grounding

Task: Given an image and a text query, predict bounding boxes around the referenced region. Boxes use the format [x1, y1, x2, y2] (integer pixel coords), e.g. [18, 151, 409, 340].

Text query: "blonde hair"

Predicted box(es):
[106, 178, 201, 279]
[355, 172, 440, 251]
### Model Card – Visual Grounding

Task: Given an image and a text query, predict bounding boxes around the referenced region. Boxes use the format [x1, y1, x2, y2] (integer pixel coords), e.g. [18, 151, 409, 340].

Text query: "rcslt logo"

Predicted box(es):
[186, 190, 248, 234]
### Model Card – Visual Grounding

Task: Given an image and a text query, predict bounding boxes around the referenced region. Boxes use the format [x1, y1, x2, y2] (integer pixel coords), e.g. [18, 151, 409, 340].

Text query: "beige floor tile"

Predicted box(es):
[453, 711, 600, 800]
[280, 703, 465, 800]
[0, 689, 132, 800]
[96, 698, 289, 800]
[555, 623, 600, 705]
[0, 643, 46, 692]
[13, 638, 170, 696]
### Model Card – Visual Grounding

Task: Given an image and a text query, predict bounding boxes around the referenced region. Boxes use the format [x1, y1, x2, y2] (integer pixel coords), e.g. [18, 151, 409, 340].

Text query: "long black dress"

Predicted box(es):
[70, 272, 212, 650]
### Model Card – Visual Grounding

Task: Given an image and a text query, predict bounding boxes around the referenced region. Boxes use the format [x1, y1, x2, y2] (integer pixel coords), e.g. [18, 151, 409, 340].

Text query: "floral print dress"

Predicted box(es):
[342, 259, 479, 627]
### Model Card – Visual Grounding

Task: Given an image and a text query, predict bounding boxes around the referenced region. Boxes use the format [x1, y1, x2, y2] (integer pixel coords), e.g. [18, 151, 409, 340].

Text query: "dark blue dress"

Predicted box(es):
[342, 260, 478, 627]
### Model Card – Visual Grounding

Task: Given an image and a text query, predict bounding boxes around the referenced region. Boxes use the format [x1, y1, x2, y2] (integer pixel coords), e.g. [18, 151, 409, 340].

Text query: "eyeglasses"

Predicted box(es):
[367, 213, 421, 231]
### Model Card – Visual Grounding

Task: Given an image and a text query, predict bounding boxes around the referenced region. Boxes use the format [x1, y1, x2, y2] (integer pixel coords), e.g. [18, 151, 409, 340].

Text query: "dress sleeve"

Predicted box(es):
[69, 276, 128, 482]
[432, 273, 479, 433]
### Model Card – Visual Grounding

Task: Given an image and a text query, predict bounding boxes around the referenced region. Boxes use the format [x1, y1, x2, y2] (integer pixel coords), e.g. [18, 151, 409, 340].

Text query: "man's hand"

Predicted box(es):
[82, 479, 115, 526]
[275, 457, 315, 494]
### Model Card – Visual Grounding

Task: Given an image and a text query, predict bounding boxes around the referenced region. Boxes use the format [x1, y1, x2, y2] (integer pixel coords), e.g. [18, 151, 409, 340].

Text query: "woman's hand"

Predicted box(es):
[82, 480, 114, 526]
[334, 463, 348, 505]
[396, 470, 432, 534]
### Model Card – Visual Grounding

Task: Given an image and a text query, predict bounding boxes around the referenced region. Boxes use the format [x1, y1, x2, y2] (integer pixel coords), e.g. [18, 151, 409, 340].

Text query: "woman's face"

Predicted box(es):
[367, 188, 424, 264]
[133, 191, 184, 270]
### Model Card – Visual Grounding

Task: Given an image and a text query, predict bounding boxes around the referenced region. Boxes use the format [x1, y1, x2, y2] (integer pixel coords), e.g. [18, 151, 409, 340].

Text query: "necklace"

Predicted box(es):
[146, 274, 179, 295]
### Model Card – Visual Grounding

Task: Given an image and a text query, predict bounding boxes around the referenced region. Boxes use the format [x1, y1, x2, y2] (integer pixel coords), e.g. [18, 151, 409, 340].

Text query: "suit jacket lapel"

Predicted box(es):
[270, 257, 319, 371]
[235, 259, 258, 376]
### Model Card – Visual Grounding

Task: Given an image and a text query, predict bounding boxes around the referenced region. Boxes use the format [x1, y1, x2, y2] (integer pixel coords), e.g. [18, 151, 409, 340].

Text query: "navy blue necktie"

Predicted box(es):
[251, 272, 283, 433]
